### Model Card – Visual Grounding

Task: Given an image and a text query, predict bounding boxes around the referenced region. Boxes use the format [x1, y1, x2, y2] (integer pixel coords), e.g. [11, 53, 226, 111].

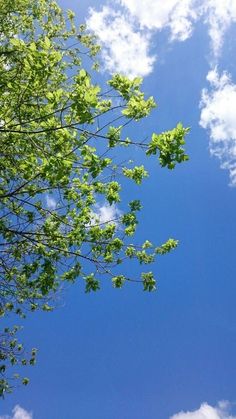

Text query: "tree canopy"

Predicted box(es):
[0, 0, 189, 397]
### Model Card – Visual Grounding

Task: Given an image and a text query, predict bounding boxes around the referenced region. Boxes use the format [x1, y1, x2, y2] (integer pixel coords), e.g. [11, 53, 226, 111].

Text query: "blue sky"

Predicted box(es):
[2, 1, 236, 418]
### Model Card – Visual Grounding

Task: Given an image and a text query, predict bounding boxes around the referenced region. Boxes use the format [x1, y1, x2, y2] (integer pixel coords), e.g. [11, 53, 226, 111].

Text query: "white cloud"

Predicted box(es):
[45, 194, 57, 210]
[200, 68, 236, 185]
[119, 0, 236, 55]
[86, 6, 155, 78]
[86, 0, 197, 77]
[202, 0, 236, 58]
[91, 203, 122, 226]
[0, 405, 33, 419]
[119, 0, 197, 41]
[87, 203, 122, 229]
[86, 0, 236, 78]
[96, 203, 121, 224]
[168, 0, 197, 42]
[170, 401, 236, 419]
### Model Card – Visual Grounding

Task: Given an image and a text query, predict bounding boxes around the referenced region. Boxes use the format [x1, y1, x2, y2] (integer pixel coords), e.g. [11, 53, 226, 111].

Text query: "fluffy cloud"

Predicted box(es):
[200, 68, 236, 185]
[0, 405, 33, 419]
[119, 0, 197, 41]
[86, 6, 155, 78]
[170, 401, 236, 419]
[86, 1, 236, 77]
[119, 0, 236, 55]
[86, 0, 196, 77]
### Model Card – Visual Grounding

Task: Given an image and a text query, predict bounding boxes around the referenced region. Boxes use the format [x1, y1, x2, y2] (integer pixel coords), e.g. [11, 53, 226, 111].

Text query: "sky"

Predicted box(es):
[1, 0, 236, 418]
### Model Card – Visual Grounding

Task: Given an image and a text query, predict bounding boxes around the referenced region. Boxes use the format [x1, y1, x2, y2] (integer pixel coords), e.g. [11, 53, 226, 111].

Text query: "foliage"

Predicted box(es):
[0, 0, 189, 396]
[0, 326, 36, 396]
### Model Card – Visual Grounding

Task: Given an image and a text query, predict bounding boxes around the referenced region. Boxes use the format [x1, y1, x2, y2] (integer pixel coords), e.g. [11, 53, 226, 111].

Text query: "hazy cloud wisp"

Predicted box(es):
[202, 0, 236, 59]
[200, 68, 236, 185]
[0, 405, 33, 419]
[90, 203, 122, 227]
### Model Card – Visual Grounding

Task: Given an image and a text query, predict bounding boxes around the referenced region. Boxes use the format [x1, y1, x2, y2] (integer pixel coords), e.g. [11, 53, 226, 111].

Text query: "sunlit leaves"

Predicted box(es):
[107, 126, 122, 148]
[0, 326, 36, 398]
[155, 238, 179, 255]
[123, 165, 148, 184]
[112, 275, 126, 288]
[147, 123, 190, 169]
[85, 274, 100, 293]
[123, 94, 156, 120]
[142, 272, 156, 292]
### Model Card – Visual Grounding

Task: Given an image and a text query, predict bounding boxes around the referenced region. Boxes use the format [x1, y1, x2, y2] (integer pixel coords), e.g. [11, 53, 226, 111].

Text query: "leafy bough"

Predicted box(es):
[0, 0, 189, 396]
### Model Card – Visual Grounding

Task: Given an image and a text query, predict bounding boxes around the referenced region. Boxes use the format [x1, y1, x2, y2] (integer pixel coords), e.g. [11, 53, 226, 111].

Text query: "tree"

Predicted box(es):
[0, 0, 189, 397]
